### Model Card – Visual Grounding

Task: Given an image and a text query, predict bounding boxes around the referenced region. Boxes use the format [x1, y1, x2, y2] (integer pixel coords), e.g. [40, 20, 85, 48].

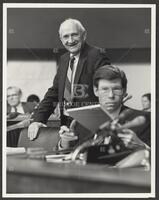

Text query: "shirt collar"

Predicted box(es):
[70, 53, 80, 60]
[16, 102, 22, 108]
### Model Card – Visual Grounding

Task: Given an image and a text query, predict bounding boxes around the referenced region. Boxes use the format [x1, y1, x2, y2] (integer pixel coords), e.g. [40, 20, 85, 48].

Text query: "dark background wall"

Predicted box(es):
[7, 8, 151, 49]
[6, 6, 151, 109]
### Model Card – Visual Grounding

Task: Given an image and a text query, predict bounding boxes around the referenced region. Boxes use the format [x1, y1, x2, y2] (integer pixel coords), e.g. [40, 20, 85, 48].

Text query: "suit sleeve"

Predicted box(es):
[140, 112, 151, 147]
[132, 111, 151, 147]
[32, 71, 59, 124]
[93, 49, 111, 72]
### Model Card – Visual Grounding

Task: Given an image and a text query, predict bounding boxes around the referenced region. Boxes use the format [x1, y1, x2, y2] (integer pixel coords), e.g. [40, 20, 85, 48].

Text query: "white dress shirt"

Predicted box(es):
[11, 103, 25, 114]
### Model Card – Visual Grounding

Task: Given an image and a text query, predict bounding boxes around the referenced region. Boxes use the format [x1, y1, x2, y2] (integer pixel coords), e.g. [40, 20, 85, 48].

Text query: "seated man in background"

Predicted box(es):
[59, 65, 150, 153]
[7, 86, 35, 117]
[7, 86, 36, 147]
[27, 94, 40, 107]
[141, 93, 151, 112]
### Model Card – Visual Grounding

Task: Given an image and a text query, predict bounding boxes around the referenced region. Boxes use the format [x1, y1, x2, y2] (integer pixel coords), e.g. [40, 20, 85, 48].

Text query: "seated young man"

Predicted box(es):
[58, 65, 150, 151]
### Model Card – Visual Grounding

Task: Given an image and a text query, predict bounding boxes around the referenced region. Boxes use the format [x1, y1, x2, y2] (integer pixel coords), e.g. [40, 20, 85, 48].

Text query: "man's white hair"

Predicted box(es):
[7, 86, 22, 96]
[59, 18, 86, 36]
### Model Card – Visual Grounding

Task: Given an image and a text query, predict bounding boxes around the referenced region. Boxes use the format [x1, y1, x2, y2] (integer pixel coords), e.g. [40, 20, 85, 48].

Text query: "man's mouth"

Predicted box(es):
[67, 42, 78, 47]
[105, 102, 116, 106]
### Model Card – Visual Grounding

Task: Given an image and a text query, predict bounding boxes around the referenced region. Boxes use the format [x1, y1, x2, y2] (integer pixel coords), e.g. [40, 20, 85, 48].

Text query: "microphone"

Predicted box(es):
[97, 108, 134, 132]
[115, 116, 146, 131]
[117, 109, 134, 124]
[71, 109, 146, 162]
[123, 94, 132, 104]
[71, 109, 134, 161]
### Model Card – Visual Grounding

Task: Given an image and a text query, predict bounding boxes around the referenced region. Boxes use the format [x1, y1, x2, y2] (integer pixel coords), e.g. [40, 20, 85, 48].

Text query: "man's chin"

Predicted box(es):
[101, 104, 116, 113]
[66, 44, 81, 54]
[68, 49, 80, 55]
[106, 107, 116, 112]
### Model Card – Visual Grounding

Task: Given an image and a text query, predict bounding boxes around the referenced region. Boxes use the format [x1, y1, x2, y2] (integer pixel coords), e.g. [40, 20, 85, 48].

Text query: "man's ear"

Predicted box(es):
[123, 92, 128, 98]
[82, 31, 87, 41]
[59, 34, 63, 43]
[93, 86, 99, 97]
[60, 37, 63, 43]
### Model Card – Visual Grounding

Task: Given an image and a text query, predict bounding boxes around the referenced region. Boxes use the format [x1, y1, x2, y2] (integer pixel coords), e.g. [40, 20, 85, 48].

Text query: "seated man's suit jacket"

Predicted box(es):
[7, 102, 36, 147]
[7, 102, 35, 115]
[32, 43, 110, 124]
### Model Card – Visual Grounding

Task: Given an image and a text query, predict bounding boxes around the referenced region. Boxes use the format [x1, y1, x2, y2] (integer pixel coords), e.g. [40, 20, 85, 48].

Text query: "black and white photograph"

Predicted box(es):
[2, 3, 156, 198]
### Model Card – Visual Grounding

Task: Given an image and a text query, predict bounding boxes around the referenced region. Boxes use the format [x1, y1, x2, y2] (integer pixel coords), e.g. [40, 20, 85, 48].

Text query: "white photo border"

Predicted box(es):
[3, 3, 156, 198]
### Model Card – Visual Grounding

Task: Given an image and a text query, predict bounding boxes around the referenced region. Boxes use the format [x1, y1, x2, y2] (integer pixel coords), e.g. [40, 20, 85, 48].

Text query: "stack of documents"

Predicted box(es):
[6, 147, 26, 155]
[45, 153, 73, 163]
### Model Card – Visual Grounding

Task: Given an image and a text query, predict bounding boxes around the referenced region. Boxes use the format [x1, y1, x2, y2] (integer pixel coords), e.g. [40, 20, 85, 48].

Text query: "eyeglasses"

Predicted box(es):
[99, 87, 123, 96]
[62, 33, 81, 41]
[7, 94, 19, 98]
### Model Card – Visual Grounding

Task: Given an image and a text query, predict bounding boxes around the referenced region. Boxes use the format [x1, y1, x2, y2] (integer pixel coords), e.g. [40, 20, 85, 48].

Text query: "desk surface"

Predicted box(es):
[7, 155, 151, 194]
[7, 115, 60, 126]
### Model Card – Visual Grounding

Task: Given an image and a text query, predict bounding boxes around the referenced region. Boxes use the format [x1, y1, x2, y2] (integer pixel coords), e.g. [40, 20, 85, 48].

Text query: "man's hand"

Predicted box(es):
[58, 120, 78, 149]
[117, 129, 146, 149]
[28, 122, 47, 140]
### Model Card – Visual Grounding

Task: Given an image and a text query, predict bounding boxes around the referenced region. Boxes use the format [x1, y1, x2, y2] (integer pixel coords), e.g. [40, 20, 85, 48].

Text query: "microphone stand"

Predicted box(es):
[71, 111, 146, 162]
[71, 121, 113, 162]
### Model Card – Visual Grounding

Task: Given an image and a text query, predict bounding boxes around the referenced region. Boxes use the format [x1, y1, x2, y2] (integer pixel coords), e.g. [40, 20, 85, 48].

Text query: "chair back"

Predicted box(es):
[18, 127, 59, 151]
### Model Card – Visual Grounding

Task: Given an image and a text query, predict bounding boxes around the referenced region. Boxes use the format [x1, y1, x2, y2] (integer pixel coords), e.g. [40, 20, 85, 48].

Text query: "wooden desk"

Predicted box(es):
[7, 155, 151, 193]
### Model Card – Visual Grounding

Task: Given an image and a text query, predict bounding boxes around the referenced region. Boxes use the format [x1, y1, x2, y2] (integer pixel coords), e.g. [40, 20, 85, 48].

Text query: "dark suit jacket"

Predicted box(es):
[119, 105, 150, 146]
[73, 105, 151, 147]
[33, 43, 110, 124]
[7, 102, 35, 115]
[7, 102, 36, 147]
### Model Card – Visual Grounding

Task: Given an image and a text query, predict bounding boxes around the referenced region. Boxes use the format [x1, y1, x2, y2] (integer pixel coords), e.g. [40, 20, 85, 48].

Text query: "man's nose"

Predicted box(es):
[8, 96, 13, 100]
[108, 89, 115, 98]
[67, 36, 74, 43]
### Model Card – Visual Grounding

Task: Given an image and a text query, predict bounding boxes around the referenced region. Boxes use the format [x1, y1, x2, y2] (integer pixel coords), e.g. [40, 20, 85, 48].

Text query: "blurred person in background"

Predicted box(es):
[7, 86, 35, 117]
[27, 94, 40, 107]
[141, 93, 151, 112]
[7, 86, 36, 147]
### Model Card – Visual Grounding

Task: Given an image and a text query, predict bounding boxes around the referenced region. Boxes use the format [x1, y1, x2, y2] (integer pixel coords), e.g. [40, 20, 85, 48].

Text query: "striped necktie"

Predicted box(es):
[64, 56, 75, 102]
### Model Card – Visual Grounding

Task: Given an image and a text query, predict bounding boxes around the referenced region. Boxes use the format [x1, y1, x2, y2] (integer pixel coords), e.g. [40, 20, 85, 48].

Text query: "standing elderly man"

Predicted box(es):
[28, 18, 110, 140]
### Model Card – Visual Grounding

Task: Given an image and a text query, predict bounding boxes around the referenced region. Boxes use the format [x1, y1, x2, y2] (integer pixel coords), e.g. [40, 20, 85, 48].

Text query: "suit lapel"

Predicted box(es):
[22, 102, 26, 113]
[59, 54, 70, 101]
[59, 43, 89, 100]
[7, 104, 11, 114]
[74, 56, 87, 84]
[74, 43, 89, 84]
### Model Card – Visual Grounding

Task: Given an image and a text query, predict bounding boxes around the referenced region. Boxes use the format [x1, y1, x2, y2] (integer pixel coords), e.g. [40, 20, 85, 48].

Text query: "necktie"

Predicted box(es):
[64, 57, 75, 102]
[11, 106, 17, 113]
[70, 56, 75, 70]
[14, 106, 17, 113]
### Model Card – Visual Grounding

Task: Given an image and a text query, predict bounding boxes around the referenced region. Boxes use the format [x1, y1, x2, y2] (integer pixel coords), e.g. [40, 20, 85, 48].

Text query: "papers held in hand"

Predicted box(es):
[67, 104, 112, 133]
